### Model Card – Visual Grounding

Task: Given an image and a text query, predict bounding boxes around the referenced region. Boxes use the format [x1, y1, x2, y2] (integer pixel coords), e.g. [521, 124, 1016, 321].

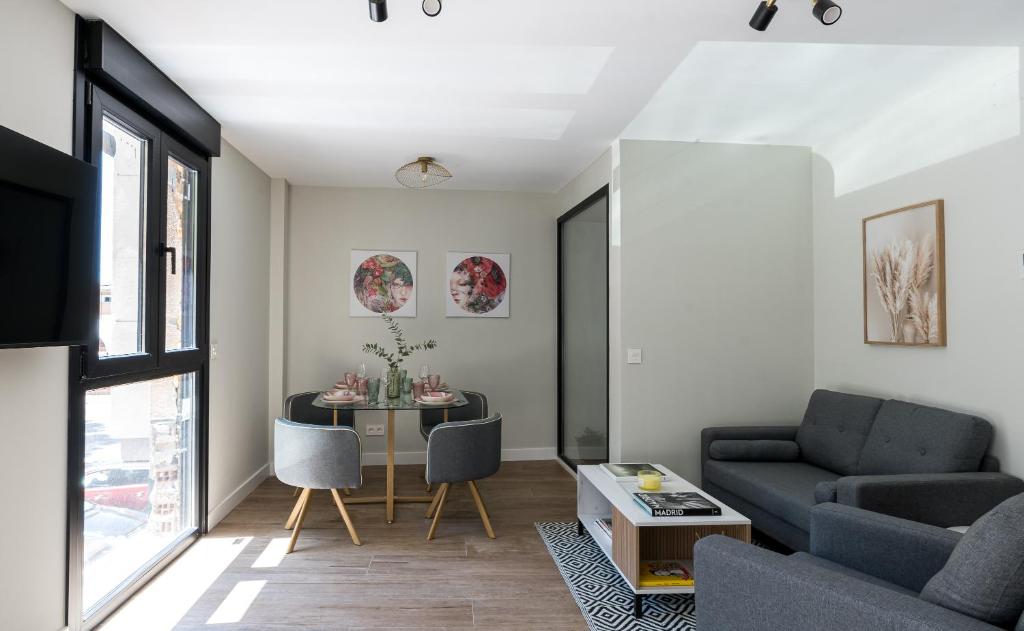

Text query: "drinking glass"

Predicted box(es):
[419, 364, 430, 382]
[428, 374, 441, 390]
[412, 381, 425, 400]
[357, 363, 367, 379]
[357, 378, 368, 396]
[402, 377, 413, 394]
[344, 372, 357, 387]
[367, 378, 380, 404]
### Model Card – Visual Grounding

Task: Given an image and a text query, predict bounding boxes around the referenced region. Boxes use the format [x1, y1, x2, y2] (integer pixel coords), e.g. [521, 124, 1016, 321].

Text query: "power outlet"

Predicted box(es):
[365, 424, 385, 437]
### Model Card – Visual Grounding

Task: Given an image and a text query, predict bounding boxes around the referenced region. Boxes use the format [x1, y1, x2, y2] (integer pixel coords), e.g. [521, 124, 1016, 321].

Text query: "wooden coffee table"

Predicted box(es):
[576, 465, 751, 618]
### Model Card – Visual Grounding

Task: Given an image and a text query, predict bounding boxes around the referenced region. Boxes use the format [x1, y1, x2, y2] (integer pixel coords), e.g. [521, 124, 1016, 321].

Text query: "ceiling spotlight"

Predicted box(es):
[369, 0, 387, 22]
[749, 0, 778, 32]
[812, 0, 842, 25]
[422, 0, 442, 17]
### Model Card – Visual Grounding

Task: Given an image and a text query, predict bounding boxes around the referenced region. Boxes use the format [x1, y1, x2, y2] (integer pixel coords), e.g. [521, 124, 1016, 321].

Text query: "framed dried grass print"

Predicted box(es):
[863, 200, 946, 346]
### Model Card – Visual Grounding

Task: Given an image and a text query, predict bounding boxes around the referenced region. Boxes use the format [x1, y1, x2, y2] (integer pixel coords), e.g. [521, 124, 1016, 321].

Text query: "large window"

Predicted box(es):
[69, 84, 211, 630]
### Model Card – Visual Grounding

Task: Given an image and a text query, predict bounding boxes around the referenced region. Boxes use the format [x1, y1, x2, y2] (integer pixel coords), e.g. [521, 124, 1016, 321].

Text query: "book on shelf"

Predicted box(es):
[593, 517, 612, 538]
[599, 463, 670, 481]
[632, 491, 722, 517]
[639, 560, 694, 588]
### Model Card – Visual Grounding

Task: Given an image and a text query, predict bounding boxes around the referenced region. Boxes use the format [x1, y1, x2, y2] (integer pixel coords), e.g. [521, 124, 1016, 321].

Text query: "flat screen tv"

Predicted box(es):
[0, 124, 98, 348]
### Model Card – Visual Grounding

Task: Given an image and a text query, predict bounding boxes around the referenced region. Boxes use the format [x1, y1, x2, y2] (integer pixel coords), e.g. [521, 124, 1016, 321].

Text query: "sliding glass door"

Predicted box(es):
[558, 187, 609, 469]
[69, 85, 210, 630]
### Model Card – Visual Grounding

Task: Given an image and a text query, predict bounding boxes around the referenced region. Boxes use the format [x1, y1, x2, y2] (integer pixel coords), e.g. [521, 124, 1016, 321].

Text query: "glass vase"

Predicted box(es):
[386, 367, 401, 400]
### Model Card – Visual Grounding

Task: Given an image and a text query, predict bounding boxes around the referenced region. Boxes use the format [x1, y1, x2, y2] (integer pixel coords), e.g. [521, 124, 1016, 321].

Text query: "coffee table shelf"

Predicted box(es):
[576, 465, 751, 618]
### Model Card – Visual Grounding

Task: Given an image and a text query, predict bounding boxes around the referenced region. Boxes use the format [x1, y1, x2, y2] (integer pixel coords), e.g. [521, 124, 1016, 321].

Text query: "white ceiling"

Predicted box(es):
[59, 0, 1024, 193]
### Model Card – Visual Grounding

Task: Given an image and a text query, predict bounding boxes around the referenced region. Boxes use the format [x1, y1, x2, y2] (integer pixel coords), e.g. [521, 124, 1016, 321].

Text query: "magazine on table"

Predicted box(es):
[599, 463, 671, 481]
[632, 491, 721, 517]
[639, 560, 695, 587]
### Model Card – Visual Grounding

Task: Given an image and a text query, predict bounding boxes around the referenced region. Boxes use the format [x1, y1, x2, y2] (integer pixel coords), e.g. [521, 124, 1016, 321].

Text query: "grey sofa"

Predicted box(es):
[694, 502, 1024, 631]
[701, 389, 1024, 551]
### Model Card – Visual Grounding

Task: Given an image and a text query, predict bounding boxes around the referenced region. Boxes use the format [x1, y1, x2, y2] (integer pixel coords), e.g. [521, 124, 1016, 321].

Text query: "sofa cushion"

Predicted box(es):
[709, 440, 800, 462]
[920, 493, 1024, 627]
[814, 480, 838, 504]
[795, 390, 884, 476]
[789, 552, 918, 598]
[859, 400, 993, 475]
[703, 460, 839, 532]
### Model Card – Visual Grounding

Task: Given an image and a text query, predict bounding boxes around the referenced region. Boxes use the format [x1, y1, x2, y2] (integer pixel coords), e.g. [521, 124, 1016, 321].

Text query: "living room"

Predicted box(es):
[1, 0, 1022, 630]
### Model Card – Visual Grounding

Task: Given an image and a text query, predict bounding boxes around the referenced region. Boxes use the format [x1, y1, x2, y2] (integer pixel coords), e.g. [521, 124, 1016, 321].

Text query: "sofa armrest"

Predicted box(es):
[694, 535, 999, 631]
[700, 426, 798, 480]
[810, 503, 960, 593]
[837, 472, 1024, 528]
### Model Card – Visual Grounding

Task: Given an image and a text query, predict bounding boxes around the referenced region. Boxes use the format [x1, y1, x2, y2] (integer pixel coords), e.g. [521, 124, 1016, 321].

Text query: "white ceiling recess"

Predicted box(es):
[60, 0, 1024, 192]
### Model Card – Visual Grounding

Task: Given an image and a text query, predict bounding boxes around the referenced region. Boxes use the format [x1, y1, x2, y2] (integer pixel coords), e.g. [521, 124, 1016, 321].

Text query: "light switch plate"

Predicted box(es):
[366, 424, 385, 437]
[627, 348, 643, 364]
[210, 342, 218, 360]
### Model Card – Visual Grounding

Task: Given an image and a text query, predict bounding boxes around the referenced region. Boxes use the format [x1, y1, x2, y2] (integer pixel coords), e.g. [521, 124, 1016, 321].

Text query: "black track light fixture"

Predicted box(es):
[369, 0, 388, 22]
[812, 0, 842, 25]
[749, 0, 843, 31]
[749, 0, 778, 31]
[422, 0, 442, 17]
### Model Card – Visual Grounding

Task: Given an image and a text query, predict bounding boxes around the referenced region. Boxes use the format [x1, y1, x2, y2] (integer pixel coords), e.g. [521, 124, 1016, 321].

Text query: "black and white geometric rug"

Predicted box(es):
[535, 522, 697, 631]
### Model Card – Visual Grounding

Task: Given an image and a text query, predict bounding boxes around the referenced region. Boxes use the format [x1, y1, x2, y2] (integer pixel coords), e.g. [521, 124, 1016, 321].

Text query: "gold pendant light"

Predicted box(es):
[395, 157, 452, 189]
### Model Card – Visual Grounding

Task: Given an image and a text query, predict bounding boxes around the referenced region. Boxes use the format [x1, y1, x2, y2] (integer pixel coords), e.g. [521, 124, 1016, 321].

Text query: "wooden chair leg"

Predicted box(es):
[426, 484, 450, 541]
[287, 488, 312, 553]
[292, 486, 300, 497]
[330, 489, 361, 546]
[343, 487, 351, 496]
[285, 488, 311, 530]
[468, 480, 496, 539]
[425, 483, 448, 519]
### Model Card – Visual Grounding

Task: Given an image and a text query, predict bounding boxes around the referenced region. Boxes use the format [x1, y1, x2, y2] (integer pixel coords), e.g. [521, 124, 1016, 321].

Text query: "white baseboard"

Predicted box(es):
[207, 463, 270, 529]
[361, 446, 557, 466]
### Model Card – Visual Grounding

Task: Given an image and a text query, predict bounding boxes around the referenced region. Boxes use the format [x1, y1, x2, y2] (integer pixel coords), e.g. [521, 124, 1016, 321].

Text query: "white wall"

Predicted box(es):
[0, 1, 75, 628]
[813, 135, 1024, 477]
[285, 186, 557, 461]
[208, 140, 272, 526]
[617, 140, 816, 482]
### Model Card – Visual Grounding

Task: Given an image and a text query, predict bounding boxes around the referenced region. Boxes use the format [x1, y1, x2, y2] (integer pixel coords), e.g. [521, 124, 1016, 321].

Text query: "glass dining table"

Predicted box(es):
[310, 390, 468, 524]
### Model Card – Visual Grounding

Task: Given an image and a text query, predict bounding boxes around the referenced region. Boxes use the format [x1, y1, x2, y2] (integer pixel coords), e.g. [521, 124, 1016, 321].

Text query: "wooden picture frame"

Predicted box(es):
[862, 200, 946, 347]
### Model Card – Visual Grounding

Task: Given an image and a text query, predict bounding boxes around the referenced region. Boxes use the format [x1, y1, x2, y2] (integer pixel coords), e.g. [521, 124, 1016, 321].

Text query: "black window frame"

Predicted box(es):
[66, 16, 217, 631]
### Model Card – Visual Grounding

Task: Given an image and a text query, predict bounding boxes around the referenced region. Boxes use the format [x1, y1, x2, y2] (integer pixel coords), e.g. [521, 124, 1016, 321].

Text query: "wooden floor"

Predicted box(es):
[100, 460, 587, 630]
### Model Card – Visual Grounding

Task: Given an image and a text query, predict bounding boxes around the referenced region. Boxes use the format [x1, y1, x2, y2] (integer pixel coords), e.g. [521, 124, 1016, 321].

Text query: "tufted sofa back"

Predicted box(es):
[795, 390, 884, 475]
[858, 400, 993, 475]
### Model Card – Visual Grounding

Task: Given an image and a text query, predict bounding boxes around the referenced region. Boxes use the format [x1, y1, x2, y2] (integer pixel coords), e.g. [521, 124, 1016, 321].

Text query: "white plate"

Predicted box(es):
[416, 397, 454, 406]
[323, 395, 366, 405]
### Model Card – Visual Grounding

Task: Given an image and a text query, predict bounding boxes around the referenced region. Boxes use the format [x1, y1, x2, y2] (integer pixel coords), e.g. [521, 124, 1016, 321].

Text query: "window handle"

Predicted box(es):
[160, 244, 177, 275]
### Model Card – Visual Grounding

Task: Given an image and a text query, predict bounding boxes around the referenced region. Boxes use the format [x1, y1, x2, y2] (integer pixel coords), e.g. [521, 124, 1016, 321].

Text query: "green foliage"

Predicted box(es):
[361, 312, 438, 370]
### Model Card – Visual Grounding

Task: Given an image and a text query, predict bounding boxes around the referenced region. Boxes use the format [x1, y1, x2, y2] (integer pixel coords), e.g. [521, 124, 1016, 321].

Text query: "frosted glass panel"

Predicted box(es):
[559, 195, 608, 467]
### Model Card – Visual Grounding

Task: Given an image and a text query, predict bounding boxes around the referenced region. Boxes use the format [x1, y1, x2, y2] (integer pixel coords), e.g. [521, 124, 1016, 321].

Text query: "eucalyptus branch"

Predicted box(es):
[362, 312, 438, 370]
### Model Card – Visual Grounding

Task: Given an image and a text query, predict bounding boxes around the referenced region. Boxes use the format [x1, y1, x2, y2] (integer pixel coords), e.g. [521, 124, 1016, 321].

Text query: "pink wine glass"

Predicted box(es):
[428, 374, 441, 390]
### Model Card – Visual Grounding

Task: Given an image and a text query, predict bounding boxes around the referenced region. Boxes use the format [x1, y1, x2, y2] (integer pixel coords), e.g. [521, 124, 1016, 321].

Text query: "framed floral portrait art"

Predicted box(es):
[350, 250, 417, 317]
[445, 252, 510, 318]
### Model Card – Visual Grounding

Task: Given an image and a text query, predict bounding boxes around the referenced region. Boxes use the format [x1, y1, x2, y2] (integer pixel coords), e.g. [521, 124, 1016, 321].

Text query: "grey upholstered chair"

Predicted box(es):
[419, 390, 488, 440]
[275, 418, 363, 552]
[423, 413, 502, 541]
[284, 391, 356, 497]
[284, 391, 354, 427]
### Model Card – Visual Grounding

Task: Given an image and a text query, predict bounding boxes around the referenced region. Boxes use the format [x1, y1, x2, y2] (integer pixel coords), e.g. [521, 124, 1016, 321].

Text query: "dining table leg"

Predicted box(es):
[386, 408, 396, 523]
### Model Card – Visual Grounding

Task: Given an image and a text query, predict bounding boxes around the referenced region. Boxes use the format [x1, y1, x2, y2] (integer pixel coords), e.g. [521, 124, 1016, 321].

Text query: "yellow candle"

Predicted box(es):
[637, 470, 662, 491]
